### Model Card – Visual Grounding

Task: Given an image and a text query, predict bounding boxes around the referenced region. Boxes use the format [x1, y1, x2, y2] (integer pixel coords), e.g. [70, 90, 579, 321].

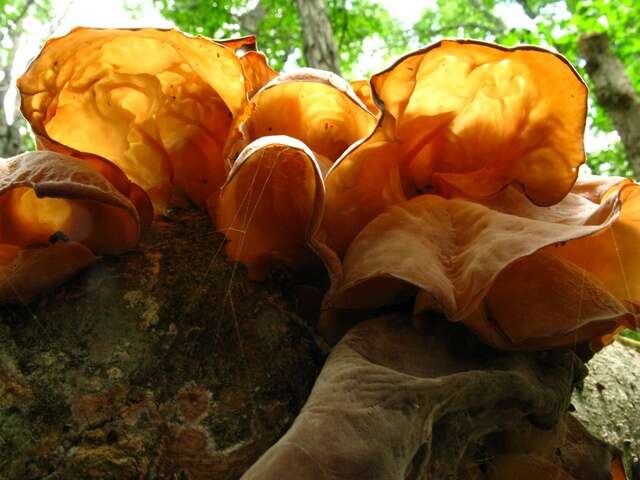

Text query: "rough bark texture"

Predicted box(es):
[572, 340, 640, 469]
[579, 32, 640, 177]
[0, 208, 635, 479]
[0, 209, 325, 479]
[237, 1, 266, 33]
[296, 0, 342, 74]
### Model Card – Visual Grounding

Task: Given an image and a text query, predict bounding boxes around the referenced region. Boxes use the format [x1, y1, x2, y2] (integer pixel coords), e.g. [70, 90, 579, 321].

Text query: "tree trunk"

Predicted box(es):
[0, 0, 36, 157]
[0, 209, 632, 479]
[0, 209, 325, 479]
[572, 340, 640, 471]
[295, 0, 342, 74]
[579, 32, 640, 178]
[237, 1, 266, 33]
[0, 46, 24, 158]
[0, 104, 24, 158]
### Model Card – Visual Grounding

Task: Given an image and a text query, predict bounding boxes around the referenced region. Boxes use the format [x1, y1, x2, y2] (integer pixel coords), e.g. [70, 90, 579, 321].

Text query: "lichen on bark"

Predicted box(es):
[0, 201, 636, 480]
[0, 209, 324, 479]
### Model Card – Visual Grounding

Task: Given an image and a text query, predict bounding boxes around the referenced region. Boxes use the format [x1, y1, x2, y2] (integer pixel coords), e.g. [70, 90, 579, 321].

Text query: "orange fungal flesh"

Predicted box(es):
[223, 68, 376, 174]
[328, 175, 639, 349]
[372, 41, 587, 205]
[216, 136, 324, 280]
[0, 242, 97, 304]
[247, 81, 374, 162]
[18, 28, 250, 212]
[350, 79, 380, 116]
[0, 151, 147, 302]
[13, 33, 639, 350]
[323, 40, 588, 256]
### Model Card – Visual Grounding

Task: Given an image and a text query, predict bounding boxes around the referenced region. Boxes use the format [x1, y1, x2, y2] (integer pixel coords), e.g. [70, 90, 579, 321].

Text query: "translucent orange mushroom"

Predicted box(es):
[17, 28, 267, 213]
[327, 171, 638, 350]
[467, 177, 640, 350]
[13, 32, 639, 351]
[214, 69, 375, 277]
[0, 242, 97, 304]
[323, 40, 588, 255]
[350, 79, 380, 116]
[0, 151, 151, 302]
[315, 41, 638, 351]
[223, 68, 376, 176]
[218, 35, 278, 98]
[216, 136, 325, 280]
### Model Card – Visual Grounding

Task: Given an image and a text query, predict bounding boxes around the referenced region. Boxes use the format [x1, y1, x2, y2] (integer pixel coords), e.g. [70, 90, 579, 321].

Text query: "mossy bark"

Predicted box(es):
[0, 208, 635, 479]
[0, 209, 324, 479]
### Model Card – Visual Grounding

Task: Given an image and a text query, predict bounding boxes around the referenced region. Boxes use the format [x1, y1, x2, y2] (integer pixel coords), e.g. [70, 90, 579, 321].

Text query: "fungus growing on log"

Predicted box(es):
[222, 68, 376, 175]
[6, 28, 639, 479]
[0, 151, 151, 302]
[317, 41, 637, 352]
[216, 136, 325, 279]
[17, 28, 271, 212]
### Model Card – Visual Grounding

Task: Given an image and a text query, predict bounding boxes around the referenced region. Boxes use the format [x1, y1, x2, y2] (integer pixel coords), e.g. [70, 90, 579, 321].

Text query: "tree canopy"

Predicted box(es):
[159, 0, 640, 178]
[1, 0, 54, 156]
[155, 0, 406, 75]
[2, 0, 639, 178]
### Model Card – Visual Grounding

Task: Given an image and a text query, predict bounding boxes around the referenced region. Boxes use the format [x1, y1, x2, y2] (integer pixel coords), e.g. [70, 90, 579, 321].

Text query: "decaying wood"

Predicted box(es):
[0, 209, 324, 479]
[0, 209, 630, 479]
[579, 32, 640, 177]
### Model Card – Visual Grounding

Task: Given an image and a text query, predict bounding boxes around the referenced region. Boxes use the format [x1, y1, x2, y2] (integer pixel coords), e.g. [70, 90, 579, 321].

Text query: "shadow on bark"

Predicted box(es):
[0, 209, 628, 479]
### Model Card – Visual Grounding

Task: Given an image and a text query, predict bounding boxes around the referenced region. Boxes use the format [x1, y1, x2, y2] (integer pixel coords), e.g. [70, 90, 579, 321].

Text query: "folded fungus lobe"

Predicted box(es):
[0, 151, 150, 302]
[9, 30, 639, 352]
[18, 28, 268, 212]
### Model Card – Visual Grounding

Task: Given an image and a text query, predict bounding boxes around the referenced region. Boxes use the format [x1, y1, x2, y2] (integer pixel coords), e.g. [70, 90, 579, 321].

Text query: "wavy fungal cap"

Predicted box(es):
[222, 68, 376, 175]
[324, 41, 588, 254]
[0, 151, 150, 302]
[18, 28, 256, 212]
[12, 33, 640, 352]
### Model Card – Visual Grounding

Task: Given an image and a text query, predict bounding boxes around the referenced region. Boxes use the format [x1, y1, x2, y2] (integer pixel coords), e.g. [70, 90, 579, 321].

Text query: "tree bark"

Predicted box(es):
[0, 212, 633, 479]
[0, 0, 35, 158]
[572, 340, 640, 472]
[295, 0, 342, 74]
[0, 209, 325, 479]
[579, 32, 640, 178]
[237, 1, 266, 33]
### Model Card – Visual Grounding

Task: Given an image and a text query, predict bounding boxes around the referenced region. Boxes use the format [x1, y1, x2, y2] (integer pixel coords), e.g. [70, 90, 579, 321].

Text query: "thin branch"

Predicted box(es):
[13, 0, 37, 27]
[0, 0, 36, 73]
[45, 0, 76, 37]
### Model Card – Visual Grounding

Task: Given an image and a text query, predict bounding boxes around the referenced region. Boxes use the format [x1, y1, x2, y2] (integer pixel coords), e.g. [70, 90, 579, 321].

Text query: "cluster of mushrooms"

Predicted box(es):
[4, 27, 639, 355]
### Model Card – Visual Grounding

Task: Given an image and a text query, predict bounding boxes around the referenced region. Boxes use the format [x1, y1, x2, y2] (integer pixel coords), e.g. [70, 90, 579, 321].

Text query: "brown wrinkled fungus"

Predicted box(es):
[0, 150, 150, 302]
[5, 28, 638, 479]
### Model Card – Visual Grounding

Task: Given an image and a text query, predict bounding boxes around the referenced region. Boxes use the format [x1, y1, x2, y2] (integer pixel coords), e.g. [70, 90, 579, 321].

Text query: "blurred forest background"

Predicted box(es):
[1, 0, 639, 180]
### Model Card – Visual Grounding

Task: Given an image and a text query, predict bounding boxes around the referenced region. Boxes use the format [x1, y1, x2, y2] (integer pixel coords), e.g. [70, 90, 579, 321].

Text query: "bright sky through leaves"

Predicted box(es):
[4, 0, 620, 155]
